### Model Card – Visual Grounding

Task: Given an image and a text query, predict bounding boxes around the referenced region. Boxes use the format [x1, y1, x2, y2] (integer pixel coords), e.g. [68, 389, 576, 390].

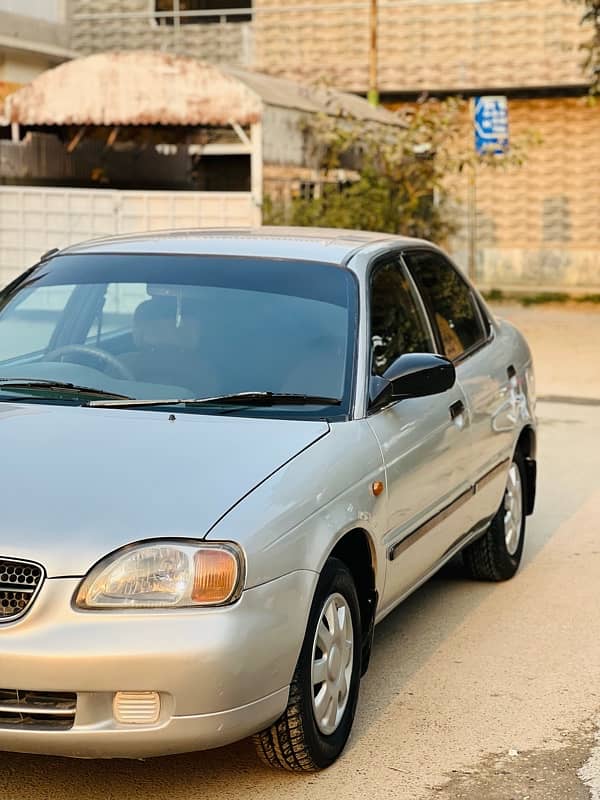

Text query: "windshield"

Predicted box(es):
[0, 254, 358, 420]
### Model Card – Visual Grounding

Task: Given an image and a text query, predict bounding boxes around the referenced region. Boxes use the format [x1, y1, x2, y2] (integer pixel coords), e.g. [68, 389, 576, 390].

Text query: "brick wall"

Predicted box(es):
[253, 0, 589, 93]
[448, 97, 600, 288]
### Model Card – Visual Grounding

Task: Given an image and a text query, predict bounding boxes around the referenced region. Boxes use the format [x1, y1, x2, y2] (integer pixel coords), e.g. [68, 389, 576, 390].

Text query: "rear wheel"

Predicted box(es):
[463, 450, 527, 581]
[253, 558, 362, 771]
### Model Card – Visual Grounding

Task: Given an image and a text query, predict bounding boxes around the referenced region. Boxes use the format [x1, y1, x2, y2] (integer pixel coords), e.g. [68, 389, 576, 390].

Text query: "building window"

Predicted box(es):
[155, 0, 252, 25]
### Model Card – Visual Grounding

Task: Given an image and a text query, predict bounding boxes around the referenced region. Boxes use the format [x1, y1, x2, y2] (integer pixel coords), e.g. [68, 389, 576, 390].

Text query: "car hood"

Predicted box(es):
[0, 402, 329, 577]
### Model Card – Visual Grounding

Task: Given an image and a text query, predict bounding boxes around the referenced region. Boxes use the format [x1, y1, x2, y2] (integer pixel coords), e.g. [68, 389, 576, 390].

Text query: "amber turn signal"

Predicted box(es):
[372, 481, 385, 497]
[192, 548, 240, 604]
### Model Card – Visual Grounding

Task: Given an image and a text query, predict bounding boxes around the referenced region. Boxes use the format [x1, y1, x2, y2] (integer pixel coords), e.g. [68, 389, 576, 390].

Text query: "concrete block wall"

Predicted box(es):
[68, 0, 251, 65]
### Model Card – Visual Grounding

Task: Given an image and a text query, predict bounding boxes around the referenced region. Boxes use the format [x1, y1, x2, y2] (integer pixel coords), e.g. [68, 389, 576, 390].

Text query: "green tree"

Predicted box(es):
[573, 0, 600, 92]
[265, 98, 530, 244]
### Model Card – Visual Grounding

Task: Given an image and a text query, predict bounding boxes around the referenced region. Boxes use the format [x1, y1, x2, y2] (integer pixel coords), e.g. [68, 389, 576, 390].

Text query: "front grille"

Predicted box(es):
[0, 689, 77, 730]
[0, 558, 44, 622]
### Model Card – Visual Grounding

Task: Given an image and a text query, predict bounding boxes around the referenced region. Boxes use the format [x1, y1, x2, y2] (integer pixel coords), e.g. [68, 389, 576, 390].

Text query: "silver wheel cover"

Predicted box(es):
[311, 592, 354, 736]
[504, 462, 523, 556]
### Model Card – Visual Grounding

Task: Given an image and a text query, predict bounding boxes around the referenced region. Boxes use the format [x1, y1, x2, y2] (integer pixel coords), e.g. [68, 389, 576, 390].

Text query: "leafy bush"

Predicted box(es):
[572, 1, 600, 93]
[265, 97, 532, 243]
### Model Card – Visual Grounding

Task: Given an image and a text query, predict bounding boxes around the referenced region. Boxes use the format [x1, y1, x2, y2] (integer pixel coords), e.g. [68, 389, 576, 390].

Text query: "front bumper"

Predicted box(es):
[0, 569, 317, 758]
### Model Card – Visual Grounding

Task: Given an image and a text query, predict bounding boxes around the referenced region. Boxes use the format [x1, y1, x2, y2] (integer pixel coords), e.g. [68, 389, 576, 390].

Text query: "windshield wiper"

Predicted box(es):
[0, 379, 133, 401]
[88, 391, 342, 409]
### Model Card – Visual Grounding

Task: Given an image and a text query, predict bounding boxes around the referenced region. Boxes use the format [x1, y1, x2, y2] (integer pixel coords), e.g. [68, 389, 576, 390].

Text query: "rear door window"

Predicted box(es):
[404, 250, 486, 361]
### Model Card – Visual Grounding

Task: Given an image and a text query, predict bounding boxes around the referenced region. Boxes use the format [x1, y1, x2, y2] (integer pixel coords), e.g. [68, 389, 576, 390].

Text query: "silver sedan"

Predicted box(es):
[0, 228, 536, 771]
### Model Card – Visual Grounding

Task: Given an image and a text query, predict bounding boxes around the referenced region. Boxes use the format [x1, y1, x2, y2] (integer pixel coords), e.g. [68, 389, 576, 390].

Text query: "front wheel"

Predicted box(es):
[253, 558, 362, 771]
[463, 450, 527, 581]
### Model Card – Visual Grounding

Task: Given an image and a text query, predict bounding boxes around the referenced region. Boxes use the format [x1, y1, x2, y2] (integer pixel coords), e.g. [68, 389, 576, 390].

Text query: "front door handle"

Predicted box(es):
[449, 400, 465, 421]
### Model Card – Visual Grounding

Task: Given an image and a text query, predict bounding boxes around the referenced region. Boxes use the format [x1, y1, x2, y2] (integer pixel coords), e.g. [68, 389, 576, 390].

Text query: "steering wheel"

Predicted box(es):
[43, 344, 135, 381]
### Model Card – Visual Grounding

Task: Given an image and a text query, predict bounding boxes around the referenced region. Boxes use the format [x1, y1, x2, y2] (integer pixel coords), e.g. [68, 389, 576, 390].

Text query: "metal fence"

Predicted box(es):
[0, 186, 255, 286]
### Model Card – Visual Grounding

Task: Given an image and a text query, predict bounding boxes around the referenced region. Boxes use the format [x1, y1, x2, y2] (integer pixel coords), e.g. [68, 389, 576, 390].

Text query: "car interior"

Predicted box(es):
[0, 282, 350, 402]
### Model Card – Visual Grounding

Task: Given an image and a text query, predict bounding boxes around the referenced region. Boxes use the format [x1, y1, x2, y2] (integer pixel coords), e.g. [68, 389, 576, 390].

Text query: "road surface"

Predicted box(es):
[3, 303, 600, 799]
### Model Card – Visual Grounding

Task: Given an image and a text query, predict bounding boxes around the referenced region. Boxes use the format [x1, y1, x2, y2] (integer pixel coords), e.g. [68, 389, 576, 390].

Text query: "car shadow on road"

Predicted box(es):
[346, 555, 493, 748]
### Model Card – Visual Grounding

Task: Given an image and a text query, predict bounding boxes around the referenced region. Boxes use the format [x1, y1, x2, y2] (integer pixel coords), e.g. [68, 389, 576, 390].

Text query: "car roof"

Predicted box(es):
[58, 227, 431, 266]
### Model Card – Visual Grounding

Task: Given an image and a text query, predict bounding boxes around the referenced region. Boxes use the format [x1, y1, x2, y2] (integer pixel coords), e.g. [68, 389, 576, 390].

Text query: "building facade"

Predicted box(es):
[65, 1, 589, 92]
[0, 49, 399, 284]
[6, 0, 600, 289]
[0, 1, 74, 102]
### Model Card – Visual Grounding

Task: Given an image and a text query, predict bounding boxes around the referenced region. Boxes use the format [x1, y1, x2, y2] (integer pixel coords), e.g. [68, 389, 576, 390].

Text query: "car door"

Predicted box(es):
[365, 254, 473, 617]
[403, 248, 513, 531]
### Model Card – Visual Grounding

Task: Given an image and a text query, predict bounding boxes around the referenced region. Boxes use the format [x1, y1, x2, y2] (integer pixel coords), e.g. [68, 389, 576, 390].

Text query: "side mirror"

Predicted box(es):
[369, 353, 456, 411]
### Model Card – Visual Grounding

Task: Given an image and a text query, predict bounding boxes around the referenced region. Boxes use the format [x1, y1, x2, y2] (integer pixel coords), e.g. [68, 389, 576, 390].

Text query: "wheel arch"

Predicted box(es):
[327, 527, 378, 675]
[516, 424, 537, 516]
[517, 424, 537, 459]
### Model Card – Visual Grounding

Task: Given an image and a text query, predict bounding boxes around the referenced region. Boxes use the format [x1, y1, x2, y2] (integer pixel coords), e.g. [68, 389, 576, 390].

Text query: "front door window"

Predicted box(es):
[369, 258, 434, 377]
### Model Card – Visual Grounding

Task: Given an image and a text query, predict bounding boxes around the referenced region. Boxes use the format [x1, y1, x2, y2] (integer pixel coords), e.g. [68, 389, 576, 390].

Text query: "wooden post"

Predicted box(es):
[468, 164, 477, 280]
[467, 98, 478, 279]
[250, 121, 263, 227]
[368, 0, 379, 106]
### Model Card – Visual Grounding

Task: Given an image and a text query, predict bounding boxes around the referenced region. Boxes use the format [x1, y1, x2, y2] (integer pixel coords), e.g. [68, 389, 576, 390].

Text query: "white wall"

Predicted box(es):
[0, 51, 55, 82]
[0, 0, 65, 23]
[0, 186, 258, 286]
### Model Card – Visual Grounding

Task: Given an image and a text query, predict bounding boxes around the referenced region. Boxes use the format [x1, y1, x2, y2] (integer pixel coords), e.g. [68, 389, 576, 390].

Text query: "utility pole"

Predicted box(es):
[368, 0, 379, 106]
[468, 162, 477, 280]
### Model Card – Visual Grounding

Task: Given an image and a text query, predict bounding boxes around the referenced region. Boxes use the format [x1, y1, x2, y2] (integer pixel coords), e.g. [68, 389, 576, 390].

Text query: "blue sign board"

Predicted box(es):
[474, 95, 509, 155]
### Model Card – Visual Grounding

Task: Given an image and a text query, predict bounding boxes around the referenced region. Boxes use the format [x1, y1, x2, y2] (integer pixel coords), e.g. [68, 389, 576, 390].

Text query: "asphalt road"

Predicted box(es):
[3, 304, 600, 800]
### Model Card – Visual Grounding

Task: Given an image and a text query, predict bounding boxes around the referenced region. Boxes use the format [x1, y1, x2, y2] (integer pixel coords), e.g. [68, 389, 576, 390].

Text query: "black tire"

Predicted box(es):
[463, 450, 527, 581]
[253, 558, 362, 772]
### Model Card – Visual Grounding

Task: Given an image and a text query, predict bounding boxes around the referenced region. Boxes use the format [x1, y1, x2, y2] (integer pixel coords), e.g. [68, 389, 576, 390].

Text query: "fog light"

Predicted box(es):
[113, 691, 161, 725]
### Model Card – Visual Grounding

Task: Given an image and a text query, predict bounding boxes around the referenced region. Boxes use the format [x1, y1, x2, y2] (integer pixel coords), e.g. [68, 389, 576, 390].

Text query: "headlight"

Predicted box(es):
[75, 541, 245, 609]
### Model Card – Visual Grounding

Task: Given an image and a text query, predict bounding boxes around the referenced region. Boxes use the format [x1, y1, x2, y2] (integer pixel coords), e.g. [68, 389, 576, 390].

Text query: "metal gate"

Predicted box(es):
[0, 186, 257, 287]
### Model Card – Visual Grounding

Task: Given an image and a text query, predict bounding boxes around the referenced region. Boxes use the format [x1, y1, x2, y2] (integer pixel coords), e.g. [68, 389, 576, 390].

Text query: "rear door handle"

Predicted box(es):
[449, 400, 465, 421]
